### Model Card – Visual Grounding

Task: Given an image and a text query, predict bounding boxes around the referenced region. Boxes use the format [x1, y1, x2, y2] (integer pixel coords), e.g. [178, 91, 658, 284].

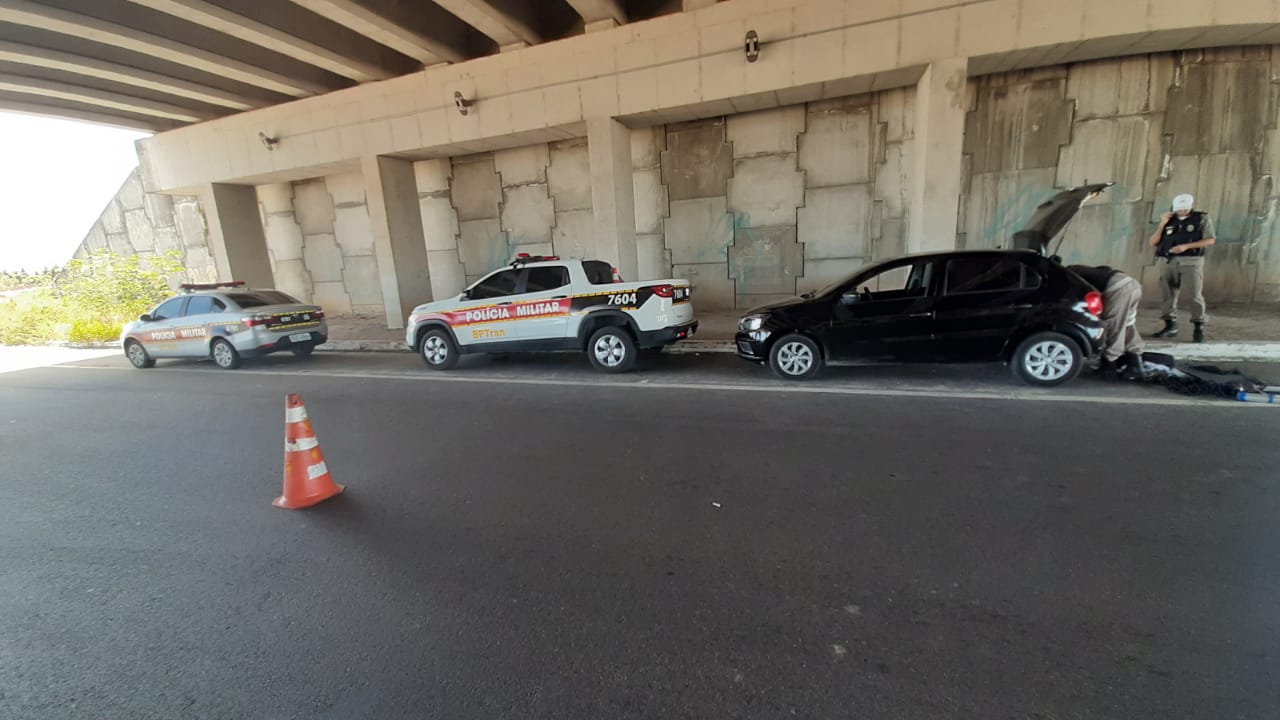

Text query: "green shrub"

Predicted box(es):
[67, 317, 122, 343]
[0, 294, 60, 345]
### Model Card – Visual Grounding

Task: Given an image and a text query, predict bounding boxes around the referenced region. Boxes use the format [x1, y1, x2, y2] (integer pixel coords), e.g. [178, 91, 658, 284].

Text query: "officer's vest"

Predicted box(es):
[1158, 211, 1206, 257]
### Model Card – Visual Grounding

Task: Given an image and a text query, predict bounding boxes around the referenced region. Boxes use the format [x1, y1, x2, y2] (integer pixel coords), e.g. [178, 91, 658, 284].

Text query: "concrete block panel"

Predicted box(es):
[633, 168, 668, 235]
[963, 168, 1058, 249]
[326, 172, 367, 207]
[1054, 202, 1152, 271]
[84, 225, 108, 252]
[183, 247, 216, 282]
[451, 155, 502, 222]
[263, 213, 305, 261]
[143, 192, 176, 228]
[118, 172, 145, 210]
[102, 201, 125, 235]
[257, 184, 294, 215]
[552, 209, 595, 260]
[878, 87, 915, 143]
[419, 196, 460, 252]
[273, 258, 313, 303]
[107, 232, 133, 255]
[502, 184, 555, 246]
[876, 141, 912, 220]
[637, 233, 670, 281]
[428, 249, 467, 300]
[547, 140, 593, 213]
[334, 204, 375, 257]
[292, 180, 336, 236]
[672, 262, 735, 309]
[799, 185, 873, 260]
[414, 159, 451, 194]
[727, 106, 806, 157]
[1202, 242, 1259, 304]
[1156, 153, 1255, 242]
[662, 121, 732, 201]
[341, 255, 384, 307]
[1056, 117, 1155, 203]
[800, 98, 873, 188]
[312, 280, 353, 316]
[494, 144, 550, 186]
[874, 217, 907, 261]
[1067, 56, 1163, 120]
[173, 198, 207, 250]
[797, 257, 868, 295]
[152, 227, 182, 254]
[729, 225, 803, 296]
[666, 197, 733, 265]
[631, 127, 663, 169]
[728, 154, 805, 228]
[124, 209, 156, 252]
[1167, 60, 1270, 157]
[459, 218, 510, 276]
[965, 78, 1074, 173]
[303, 233, 344, 283]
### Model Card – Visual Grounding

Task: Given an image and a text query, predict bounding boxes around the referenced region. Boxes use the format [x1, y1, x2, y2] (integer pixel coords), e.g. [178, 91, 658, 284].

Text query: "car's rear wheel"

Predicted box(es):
[420, 328, 459, 370]
[1012, 331, 1082, 387]
[588, 326, 637, 373]
[769, 333, 822, 380]
[291, 345, 315, 357]
[124, 339, 154, 369]
[210, 338, 242, 369]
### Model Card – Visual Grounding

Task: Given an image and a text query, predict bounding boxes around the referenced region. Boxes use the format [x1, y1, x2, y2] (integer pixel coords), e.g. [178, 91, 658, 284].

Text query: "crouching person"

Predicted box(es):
[1069, 265, 1145, 381]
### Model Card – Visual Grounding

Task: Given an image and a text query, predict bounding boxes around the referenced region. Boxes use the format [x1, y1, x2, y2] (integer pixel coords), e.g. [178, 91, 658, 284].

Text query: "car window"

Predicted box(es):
[582, 261, 615, 285]
[945, 257, 1024, 295]
[524, 266, 569, 293]
[850, 261, 932, 300]
[184, 296, 216, 315]
[469, 269, 521, 300]
[152, 297, 186, 320]
[226, 291, 298, 308]
[1022, 264, 1043, 289]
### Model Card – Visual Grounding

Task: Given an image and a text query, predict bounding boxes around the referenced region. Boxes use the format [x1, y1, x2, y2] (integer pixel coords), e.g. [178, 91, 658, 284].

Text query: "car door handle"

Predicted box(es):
[1009, 303, 1033, 309]
[908, 311, 934, 319]
[497, 301, 512, 306]
[552, 295, 568, 299]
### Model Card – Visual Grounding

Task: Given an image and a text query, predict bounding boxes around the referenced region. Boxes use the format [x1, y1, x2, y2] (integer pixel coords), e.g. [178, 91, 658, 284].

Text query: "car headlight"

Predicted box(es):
[739, 314, 766, 332]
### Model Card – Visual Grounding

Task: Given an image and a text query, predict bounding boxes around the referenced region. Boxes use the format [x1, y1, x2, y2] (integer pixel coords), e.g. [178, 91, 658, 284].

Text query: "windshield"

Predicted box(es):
[227, 291, 300, 308]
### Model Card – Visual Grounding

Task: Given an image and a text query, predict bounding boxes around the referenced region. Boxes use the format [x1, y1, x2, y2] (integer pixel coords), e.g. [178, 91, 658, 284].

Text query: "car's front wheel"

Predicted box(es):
[210, 338, 242, 370]
[124, 339, 154, 369]
[1012, 331, 1082, 387]
[769, 333, 823, 380]
[420, 328, 459, 370]
[588, 326, 637, 373]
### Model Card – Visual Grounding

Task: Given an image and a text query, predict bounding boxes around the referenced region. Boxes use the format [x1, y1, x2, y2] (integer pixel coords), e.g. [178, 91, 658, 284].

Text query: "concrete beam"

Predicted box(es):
[286, 0, 469, 65]
[0, 73, 213, 122]
[433, 0, 542, 46]
[0, 0, 328, 97]
[0, 93, 174, 131]
[362, 155, 432, 328]
[564, 0, 626, 26]
[123, 0, 388, 82]
[909, 57, 968, 254]
[587, 117, 638, 281]
[0, 40, 258, 110]
[202, 183, 275, 288]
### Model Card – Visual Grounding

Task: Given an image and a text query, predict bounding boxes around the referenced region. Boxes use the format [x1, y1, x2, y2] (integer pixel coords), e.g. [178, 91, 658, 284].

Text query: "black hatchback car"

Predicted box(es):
[734, 184, 1111, 387]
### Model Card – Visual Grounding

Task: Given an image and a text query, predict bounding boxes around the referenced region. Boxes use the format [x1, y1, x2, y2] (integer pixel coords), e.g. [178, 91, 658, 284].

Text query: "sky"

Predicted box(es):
[0, 112, 148, 273]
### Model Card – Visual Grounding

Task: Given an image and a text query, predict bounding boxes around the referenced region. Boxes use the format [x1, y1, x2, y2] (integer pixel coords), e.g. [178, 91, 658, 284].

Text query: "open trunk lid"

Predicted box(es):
[1011, 182, 1114, 255]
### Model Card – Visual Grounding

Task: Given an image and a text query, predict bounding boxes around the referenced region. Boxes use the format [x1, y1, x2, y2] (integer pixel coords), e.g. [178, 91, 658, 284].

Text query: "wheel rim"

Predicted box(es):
[127, 343, 146, 366]
[1024, 340, 1073, 381]
[424, 336, 449, 365]
[213, 342, 233, 367]
[776, 341, 814, 376]
[593, 334, 626, 367]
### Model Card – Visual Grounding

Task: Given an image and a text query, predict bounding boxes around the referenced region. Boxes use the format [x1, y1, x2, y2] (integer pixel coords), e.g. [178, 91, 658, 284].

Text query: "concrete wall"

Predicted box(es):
[75, 168, 216, 283]
[960, 46, 1280, 303]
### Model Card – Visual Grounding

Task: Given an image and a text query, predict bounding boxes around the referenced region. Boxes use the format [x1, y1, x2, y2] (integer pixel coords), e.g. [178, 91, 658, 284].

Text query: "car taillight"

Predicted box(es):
[313, 311, 325, 319]
[1085, 291, 1103, 317]
[243, 316, 269, 327]
[652, 284, 674, 298]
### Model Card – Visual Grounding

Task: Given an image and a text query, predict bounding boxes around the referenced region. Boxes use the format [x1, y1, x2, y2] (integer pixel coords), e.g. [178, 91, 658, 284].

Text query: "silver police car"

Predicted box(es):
[121, 281, 328, 369]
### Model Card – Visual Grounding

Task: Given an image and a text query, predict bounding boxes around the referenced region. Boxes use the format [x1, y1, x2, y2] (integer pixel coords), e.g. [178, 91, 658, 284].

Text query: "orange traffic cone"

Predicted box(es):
[274, 393, 344, 509]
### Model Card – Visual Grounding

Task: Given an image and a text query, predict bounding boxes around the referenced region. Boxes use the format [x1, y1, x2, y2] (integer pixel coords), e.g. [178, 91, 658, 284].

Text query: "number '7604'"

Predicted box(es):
[607, 292, 638, 306]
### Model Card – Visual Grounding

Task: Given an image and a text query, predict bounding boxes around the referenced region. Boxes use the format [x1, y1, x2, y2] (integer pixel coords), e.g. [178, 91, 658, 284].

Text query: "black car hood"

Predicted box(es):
[1011, 182, 1113, 254]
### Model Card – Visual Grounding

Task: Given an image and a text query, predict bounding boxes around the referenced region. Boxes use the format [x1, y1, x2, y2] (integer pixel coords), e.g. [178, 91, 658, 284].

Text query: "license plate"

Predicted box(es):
[289, 332, 311, 342]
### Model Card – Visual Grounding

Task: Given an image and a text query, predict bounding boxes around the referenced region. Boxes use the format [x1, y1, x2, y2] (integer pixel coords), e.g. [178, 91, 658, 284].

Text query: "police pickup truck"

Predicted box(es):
[405, 255, 697, 373]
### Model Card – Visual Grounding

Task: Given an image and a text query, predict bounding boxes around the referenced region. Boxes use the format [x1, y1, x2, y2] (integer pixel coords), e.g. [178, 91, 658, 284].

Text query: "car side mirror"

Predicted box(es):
[840, 291, 860, 305]
[459, 290, 471, 301]
[139, 313, 154, 322]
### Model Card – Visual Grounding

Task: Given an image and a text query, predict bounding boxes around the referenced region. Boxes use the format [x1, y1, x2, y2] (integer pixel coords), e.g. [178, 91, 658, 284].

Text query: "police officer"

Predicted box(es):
[1069, 264, 1145, 380]
[1149, 193, 1215, 342]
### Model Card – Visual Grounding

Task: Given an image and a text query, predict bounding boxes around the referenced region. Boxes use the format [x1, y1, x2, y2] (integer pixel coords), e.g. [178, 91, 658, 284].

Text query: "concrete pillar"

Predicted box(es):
[909, 57, 969, 254]
[201, 182, 274, 288]
[587, 117, 639, 281]
[361, 155, 432, 329]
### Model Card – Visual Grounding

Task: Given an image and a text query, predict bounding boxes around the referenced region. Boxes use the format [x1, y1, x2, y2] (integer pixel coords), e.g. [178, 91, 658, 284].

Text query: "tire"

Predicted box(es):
[1012, 331, 1082, 387]
[124, 339, 154, 369]
[587, 326, 637, 373]
[768, 333, 823, 381]
[420, 328, 459, 370]
[210, 337, 242, 370]
[291, 345, 315, 357]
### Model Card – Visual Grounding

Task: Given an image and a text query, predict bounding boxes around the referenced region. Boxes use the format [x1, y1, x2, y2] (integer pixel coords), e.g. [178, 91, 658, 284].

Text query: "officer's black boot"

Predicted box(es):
[1120, 352, 1144, 381]
[1095, 356, 1116, 376]
[1153, 318, 1178, 338]
[1192, 322, 1204, 343]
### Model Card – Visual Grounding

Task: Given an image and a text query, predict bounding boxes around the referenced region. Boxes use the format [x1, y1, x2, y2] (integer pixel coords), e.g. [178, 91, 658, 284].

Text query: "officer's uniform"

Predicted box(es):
[1156, 211, 1214, 324]
[1070, 265, 1144, 365]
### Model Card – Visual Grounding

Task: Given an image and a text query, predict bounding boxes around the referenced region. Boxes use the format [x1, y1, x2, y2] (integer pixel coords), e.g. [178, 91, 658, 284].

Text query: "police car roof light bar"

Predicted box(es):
[512, 253, 560, 265]
[179, 280, 247, 292]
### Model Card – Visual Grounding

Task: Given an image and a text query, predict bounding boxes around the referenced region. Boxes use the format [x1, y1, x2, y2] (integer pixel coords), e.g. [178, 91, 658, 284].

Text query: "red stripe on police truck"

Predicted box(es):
[424, 297, 572, 327]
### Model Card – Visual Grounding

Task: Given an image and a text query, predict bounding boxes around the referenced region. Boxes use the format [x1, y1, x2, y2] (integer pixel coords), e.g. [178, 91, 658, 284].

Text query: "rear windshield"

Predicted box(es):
[582, 260, 616, 284]
[226, 291, 299, 308]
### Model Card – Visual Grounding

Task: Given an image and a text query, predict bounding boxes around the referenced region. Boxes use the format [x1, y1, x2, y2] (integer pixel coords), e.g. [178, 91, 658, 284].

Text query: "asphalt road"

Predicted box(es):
[1, 351, 1277, 719]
